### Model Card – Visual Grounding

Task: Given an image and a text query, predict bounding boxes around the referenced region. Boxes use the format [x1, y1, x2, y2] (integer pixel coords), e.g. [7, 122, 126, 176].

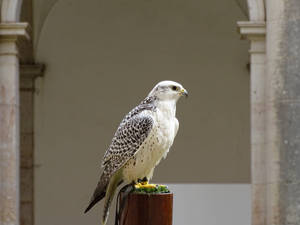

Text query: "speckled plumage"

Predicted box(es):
[102, 96, 157, 175]
[85, 81, 187, 225]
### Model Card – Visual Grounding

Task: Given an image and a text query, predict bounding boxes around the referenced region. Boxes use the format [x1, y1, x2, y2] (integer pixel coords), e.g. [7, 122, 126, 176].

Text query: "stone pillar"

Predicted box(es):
[0, 22, 28, 225]
[265, 0, 300, 224]
[237, 21, 266, 225]
[20, 64, 44, 225]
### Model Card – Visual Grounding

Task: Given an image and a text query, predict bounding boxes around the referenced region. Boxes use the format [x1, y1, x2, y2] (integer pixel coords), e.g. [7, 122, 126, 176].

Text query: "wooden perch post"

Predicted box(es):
[117, 192, 173, 225]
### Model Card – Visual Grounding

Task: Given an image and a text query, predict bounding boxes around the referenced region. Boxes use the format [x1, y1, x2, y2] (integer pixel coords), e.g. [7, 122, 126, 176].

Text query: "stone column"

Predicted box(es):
[237, 21, 266, 225]
[265, 0, 300, 224]
[20, 64, 44, 225]
[0, 22, 28, 225]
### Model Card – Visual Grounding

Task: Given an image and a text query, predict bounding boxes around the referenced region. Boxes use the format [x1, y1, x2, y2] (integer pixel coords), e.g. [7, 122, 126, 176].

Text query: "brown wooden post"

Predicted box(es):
[118, 192, 173, 225]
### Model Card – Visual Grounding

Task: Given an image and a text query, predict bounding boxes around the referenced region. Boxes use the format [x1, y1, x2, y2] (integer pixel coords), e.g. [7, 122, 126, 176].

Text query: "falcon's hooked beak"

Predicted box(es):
[180, 88, 189, 98]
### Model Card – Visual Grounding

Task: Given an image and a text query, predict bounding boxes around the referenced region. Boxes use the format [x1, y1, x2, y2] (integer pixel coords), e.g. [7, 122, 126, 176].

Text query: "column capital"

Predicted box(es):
[20, 64, 45, 80]
[237, 21, 266, 55]
[0, 22, 30, 41]
[0, 23, 30, 56]
[237, 21, 266, 41]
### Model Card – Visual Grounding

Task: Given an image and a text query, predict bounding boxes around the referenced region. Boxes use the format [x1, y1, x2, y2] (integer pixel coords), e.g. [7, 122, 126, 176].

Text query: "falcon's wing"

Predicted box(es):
[102, 113, 154, 175]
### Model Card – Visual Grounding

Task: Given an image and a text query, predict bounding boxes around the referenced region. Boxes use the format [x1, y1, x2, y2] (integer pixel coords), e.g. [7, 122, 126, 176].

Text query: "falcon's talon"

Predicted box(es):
[140, 180, 149, 185]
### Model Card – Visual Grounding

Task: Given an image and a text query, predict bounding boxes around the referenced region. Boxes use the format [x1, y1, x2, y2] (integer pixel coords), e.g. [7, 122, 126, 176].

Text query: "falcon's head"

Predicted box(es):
[148, 80, 188, 101]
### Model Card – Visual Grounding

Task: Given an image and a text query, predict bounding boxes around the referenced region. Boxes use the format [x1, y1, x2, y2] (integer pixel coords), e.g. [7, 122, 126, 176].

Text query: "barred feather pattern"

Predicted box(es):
[85, 96, 158, 215]
[102, 96, 157, 176]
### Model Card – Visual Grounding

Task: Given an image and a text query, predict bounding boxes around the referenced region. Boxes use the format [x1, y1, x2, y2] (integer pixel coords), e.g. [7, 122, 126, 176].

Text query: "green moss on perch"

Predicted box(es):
[133, 184, 170, 194]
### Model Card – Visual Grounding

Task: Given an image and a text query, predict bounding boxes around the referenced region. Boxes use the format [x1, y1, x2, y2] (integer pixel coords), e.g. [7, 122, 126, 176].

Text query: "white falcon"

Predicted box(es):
[85, 81, 188, 224]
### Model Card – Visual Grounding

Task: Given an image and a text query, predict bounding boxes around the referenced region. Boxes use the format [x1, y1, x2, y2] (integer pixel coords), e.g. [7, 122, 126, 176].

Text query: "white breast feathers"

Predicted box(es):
[122, 100, 179, 183]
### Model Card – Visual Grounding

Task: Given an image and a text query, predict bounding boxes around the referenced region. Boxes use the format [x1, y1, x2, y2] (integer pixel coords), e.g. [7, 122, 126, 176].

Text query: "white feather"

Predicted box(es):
[122, 99, 179, 183]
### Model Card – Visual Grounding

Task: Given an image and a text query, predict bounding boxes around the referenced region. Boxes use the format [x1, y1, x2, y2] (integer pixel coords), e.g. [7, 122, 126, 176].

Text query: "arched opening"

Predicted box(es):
[33, 0, 251, 225]
[0, 0, 270, 225]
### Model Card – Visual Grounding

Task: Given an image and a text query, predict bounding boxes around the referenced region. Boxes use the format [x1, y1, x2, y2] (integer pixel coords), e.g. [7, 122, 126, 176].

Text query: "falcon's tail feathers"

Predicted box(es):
[102, 171, 123, 225]
[84, 173, 110, 214]
[84, 191, 106, 213]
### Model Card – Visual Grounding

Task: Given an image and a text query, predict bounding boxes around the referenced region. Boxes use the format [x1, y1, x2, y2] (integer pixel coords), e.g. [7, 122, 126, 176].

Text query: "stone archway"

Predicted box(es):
[0, 1, 275, 225]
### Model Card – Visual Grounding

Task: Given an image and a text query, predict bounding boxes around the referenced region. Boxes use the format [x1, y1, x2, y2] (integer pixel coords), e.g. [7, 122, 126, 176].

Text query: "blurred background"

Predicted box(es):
[3, 1, 299, 225]
[33, 0, 250, 224]
[0, 0, 251, 225]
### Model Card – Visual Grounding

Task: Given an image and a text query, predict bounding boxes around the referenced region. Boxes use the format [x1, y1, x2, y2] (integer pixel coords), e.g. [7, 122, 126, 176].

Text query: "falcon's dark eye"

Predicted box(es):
[171, 86, 177, 91]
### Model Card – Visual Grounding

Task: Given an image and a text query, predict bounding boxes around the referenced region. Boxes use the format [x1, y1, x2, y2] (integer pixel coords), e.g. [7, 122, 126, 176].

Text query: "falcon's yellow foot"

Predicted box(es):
[134, 181, 157, 189]
[133, 181, 170, 194]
